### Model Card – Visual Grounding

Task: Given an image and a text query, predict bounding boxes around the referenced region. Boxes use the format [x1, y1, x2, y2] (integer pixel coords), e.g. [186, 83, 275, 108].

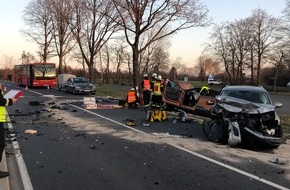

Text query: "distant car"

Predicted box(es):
[208, 79, 223, 85]
[287, 81, 290, 87]
[64, 77, 96, 94]
[162, 80, 220, 116]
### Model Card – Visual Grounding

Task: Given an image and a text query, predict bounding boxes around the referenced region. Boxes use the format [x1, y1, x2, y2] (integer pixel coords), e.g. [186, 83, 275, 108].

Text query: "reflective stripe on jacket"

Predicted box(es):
[0, 107, 7, 122]
[199, 86, 210, 95]
[127, 91, 137, 103]
[153, 82, 162, 96]
[143, 79, 151, 91]
[0, 92, 9, 122]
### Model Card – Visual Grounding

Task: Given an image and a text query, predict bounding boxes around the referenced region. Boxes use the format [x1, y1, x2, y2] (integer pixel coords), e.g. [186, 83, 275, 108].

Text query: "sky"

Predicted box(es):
[0, 0, 287, 68]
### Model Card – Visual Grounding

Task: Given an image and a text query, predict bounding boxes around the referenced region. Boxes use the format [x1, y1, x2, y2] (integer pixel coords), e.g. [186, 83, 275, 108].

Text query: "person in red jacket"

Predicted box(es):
[126, 88, 139, 109]
[141, 74, 151, 107]
[0, 84, 17, 178]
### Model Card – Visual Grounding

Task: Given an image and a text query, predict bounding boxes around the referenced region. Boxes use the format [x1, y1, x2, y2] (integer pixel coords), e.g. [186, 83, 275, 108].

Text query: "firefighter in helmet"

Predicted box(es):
[126, 87, 139, 109]
[141, 74, 151, 107]
[151, 75, 163, 107]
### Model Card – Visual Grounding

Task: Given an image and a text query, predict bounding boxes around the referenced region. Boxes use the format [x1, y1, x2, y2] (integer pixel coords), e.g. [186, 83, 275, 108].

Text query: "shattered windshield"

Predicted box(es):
[221, 90, 271, 104]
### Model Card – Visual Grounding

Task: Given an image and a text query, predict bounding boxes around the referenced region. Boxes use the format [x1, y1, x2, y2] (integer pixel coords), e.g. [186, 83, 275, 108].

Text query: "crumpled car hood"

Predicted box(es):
[215, 95, 276, 114]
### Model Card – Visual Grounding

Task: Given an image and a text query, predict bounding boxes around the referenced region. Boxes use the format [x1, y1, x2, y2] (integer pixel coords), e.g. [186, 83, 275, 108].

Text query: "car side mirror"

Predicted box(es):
[206, 100, 215, 105]
[274, 102, 283, 108]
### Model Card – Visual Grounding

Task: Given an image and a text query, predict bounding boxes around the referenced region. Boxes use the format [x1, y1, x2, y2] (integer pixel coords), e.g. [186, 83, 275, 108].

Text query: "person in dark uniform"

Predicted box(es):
[151, 75, 164, 107]
[141, 74, 151, 107]
[0, 83, 17, 178]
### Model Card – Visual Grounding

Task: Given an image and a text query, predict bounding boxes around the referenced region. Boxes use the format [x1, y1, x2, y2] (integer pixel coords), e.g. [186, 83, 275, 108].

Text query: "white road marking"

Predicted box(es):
[70, 104, 147, 135]
[6, 116, 34, 190]
[169, 143, 289, 190]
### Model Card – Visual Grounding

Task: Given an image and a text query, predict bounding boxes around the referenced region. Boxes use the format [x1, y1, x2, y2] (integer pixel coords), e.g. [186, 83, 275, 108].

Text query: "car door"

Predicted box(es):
[195, 87, 219, 112]
[163, 80, 182, 106]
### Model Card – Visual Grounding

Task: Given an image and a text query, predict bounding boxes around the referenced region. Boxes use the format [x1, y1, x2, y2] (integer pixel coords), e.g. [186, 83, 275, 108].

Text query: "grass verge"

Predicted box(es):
[95, 84, 129, 99]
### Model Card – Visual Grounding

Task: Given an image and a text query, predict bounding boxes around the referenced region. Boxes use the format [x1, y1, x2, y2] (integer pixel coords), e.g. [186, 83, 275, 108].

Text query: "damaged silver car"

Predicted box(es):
[203, 85, 284, 149]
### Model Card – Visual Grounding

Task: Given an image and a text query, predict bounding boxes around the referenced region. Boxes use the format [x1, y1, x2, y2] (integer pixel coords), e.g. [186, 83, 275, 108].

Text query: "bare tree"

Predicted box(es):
[248, 8, 281, 85]
[100, 43, 112, 84]
[207, 9, 281, 85]
[139, 36, 171, 76]
[22, 0, 54, 62]
[46, 0, 76, 74]
[207, 23, 236, 84]
[20, 51, 35, 64]
[112, 39, 129, 84]
[68, 0, 120, 82]
[150, 43, 170, 73]
[168, 66, 177, 81]
[3, 55, 15, 69]
[268, 49, 286, 91]
[113, 0, 209, 88]
[281, 0, 290, 75]
[195, 54, 219, 81]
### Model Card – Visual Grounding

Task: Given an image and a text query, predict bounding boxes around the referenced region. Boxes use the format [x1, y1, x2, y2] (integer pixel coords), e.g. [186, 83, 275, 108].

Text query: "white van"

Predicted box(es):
[208, 74, 222, 85]
[57, 74, 76, 90]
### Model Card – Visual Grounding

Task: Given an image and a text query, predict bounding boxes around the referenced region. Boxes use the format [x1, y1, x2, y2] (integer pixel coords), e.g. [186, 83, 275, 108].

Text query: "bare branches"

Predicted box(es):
[113, 0, 209, 87]
[207, 8, 282, 85]
[22, 0, 55, 62]
[67, 0, 121, 81]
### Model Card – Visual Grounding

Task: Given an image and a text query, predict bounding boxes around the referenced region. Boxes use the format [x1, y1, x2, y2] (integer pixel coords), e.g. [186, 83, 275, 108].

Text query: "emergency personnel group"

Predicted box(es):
[126, 73, 164, 108]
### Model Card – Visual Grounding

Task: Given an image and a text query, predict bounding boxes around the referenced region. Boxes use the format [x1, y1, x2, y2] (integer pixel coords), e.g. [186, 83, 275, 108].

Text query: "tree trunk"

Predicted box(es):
[132, 44, 139, 89]
[58, 54, 63, 74]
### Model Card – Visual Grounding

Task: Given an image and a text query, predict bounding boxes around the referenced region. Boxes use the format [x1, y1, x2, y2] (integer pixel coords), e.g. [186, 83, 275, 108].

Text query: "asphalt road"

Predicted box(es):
[269, 92, 290, 115]
[2, 81, 290, 190]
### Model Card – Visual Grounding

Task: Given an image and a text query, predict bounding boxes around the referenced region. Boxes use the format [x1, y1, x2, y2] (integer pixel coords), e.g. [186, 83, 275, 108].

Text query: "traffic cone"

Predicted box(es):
[25, 86, 28, 90]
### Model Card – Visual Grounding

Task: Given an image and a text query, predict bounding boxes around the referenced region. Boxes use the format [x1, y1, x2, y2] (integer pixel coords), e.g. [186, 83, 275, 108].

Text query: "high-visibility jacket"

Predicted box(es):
[0, 90, 9, 123]
[153, 81, 162, 96]
[143, 79, 151, 91]
[127, 91, 137, 103]
[199, 86, 210, 95]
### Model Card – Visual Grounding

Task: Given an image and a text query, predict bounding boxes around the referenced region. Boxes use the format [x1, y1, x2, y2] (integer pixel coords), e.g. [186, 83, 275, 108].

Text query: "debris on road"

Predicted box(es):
[25, 129, 37, 134]
[126, 119, 135, 126]
[142, 122, 150, 127]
